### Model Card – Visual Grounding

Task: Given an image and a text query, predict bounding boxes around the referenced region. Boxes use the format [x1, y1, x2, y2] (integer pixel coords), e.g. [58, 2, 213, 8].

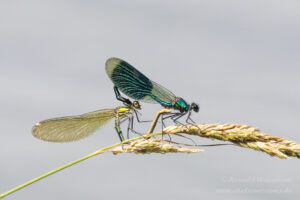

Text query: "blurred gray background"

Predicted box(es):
[1, 0, 299, 199]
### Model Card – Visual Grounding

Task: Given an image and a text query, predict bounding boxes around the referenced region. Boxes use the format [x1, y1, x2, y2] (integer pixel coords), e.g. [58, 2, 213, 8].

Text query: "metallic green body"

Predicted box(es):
[106, 58, 199, 113]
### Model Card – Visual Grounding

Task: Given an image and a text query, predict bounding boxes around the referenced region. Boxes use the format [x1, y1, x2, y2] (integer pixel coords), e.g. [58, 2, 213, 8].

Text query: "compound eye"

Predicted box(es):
[192, 103, 199, 112]
[133, 101, 141, 109]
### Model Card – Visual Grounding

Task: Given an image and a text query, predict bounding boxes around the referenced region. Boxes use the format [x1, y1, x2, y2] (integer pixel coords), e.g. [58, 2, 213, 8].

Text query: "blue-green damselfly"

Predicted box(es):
[105, 58, 199, 123]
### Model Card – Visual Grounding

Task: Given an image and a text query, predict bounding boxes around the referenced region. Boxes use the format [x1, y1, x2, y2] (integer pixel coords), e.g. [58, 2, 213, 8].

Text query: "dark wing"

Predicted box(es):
[105, 58, 175, 105]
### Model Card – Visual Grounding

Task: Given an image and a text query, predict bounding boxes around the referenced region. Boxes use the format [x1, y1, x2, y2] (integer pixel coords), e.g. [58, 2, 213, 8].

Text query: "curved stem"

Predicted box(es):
[0, 132, 162, 199]
[2, 122, 300, 198]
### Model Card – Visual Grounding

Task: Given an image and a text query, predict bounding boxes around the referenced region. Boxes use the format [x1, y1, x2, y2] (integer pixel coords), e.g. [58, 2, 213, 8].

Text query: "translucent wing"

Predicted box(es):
[142, 81, 176, 104]
[106, 58, 176, 105]
[32, 109, 115, 142]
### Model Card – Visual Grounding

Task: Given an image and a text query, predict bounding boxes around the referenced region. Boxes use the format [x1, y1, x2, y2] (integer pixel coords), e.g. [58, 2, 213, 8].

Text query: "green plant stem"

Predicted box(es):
[0, 132, 162, 199]
[3, 122, 299, 198]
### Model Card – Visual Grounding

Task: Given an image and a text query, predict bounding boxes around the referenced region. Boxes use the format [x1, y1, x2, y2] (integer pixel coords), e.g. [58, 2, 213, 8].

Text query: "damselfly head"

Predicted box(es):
[191, 102, 199, 112]
[132, 101, 141, 110]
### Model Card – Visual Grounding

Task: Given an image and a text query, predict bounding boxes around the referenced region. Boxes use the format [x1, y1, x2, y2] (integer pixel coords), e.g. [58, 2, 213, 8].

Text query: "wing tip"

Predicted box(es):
[32, 122, 41, 137]
[105, 57, 123, 77]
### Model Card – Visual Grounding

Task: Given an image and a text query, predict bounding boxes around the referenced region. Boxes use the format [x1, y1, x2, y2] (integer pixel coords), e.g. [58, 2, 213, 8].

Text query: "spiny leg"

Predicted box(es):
[160, 113, 182, 142]
[161, 113, 167, 130]
[160, 112, 183, 139]
[184, 111, 203, 133]
[160, 112, 177, 129]
[161, 112, 182, 123]
[155, 112, 178, 132]
[119, 117, 129, 125]
[130, 116, 143, 135]
[172, 113, 187, 125]
[127, 115, 143, 138]
[134, 109, 152, 123]
[186, 111, 196, 124]
[161, 112, 193, 131]
[114, 86, 132, 106]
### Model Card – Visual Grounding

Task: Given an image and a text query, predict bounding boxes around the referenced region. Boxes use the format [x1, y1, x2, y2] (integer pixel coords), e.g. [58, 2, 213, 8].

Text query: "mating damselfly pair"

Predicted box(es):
[32, 58, 199, 143]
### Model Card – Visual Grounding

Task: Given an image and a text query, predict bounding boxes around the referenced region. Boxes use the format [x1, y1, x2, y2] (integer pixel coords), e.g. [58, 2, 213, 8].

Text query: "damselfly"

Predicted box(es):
[32, 101, 141, 142]
[105, 58, 199, 123]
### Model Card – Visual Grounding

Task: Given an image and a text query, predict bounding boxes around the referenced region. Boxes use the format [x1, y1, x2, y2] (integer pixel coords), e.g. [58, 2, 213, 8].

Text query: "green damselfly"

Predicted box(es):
[106, 58, 199, 124]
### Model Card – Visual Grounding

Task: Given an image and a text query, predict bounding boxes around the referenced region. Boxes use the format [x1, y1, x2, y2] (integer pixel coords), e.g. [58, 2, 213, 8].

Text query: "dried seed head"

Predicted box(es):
[163, 124, 300, 159]
[110, 139, 203, 155]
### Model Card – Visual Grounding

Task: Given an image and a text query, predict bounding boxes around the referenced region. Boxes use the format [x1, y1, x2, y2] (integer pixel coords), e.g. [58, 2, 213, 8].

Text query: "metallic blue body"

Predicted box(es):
[106, 58, 198, 113]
